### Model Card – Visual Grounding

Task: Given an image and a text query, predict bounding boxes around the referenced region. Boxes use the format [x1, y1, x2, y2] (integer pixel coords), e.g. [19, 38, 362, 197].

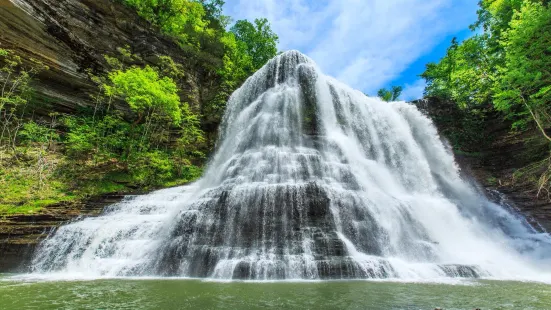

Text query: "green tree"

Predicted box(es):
[105, 65, 183, 125]
[230, 18, 279, 72]
[495, 1, 551, 198]
[122, 0, 210, 46]
[64, 57, 205, 185]
[119, 0, 280, 133]
[18, 120, 59, 147]
[199, 0, 226, 21]
[422, 35, 496, 109]
[471, 0, 523, 44]
[448, 36, 494, 109]
[377, 86, 403, 102]
[0, 48, 48, 149]
[494, 1, 551, 133]
[421, 0, 551, 199]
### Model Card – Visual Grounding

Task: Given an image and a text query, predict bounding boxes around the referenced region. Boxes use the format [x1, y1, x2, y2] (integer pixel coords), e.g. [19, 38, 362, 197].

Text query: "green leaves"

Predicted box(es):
[493, 1, 551, 130]
[106, 66, 183, 125]
[61, 53, 207, 186]
[230, 18, 279, 73]
[128, 150, 175, 183]
[118, 0, 280, 129]
[1, 48, 49, 148]
[377, 86, 403, 102]
[122, 0, 209, 47]
[199, 0, 225, 21]
[422, 1, 551, 130]
[18, 121, 59, 145]
[422, 0, 551, 198]
[422, 35, 494, 109]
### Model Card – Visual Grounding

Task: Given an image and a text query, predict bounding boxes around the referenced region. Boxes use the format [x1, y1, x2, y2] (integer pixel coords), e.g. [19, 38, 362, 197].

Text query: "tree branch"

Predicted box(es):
[520, 93, 551, 142]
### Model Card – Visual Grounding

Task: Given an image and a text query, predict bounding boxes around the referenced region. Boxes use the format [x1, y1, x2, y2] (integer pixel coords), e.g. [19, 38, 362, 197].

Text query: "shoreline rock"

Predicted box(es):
[0, 194, 126, 272]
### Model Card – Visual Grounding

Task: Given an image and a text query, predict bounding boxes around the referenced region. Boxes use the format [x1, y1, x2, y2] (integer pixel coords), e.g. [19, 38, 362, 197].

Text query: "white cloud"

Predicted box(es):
[224, 0, 477, 94]
[401, 79, 427, 101]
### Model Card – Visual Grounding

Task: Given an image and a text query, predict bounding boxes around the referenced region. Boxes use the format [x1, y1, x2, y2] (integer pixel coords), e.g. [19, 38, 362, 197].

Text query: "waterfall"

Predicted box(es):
[31, 51, 551, 281]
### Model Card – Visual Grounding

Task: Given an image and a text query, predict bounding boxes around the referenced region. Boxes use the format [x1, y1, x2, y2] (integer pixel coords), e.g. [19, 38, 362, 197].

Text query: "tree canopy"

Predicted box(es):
[421, 0, 551, 197]
[106, 66, 183, 125]
[120, 0, 279, 124]
[422, 0, 551, 130]
[377, 86, 403, 102]
[230, 18, 279, 72]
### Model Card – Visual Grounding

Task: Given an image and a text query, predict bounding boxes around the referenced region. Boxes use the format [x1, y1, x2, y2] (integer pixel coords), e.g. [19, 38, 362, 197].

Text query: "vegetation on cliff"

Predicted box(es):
[0, 0, 279, 214]
[421, 0, 551, 199]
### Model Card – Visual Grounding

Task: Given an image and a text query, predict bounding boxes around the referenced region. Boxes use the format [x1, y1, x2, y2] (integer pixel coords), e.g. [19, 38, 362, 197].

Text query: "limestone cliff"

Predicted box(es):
[0, 0, 216, 124]
[0, 0, 223, 272]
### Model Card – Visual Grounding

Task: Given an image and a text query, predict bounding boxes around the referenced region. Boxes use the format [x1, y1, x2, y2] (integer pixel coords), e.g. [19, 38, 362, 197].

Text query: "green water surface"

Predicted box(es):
[1, 275, 550, 309]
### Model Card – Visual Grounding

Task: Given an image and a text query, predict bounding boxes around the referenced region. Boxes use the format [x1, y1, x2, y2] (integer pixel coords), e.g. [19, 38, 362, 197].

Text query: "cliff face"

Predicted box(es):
[418, 98, 551, 232]
[0, 0, 212, 116]
[0, 0, 222, 272]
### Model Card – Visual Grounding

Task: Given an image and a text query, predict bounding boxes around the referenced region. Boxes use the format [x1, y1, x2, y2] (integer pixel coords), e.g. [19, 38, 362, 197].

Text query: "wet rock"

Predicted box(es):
[0, 194, 124, 272]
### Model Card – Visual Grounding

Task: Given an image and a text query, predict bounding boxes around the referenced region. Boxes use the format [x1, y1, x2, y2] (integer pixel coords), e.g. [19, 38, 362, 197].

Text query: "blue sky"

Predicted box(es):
[224, 0, 479, 100]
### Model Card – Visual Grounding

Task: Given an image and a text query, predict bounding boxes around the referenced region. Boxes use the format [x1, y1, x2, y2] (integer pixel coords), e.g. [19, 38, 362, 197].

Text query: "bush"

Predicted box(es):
[128, 150, 174, 184]
[18, 121, 59, 146]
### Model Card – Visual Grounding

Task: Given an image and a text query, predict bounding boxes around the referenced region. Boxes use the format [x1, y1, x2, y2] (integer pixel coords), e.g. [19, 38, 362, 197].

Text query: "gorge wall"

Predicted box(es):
[0, 0, 221, 271]
[418, 97, 551, 232]
[0, 0, 217, 122]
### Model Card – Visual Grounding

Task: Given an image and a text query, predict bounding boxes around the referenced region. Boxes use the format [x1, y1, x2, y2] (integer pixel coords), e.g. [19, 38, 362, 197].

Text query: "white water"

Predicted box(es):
[30, 51, 551, 281]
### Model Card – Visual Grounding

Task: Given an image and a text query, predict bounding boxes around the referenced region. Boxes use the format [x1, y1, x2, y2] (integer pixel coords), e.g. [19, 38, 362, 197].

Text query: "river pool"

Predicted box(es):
[1, 275, 551, 309]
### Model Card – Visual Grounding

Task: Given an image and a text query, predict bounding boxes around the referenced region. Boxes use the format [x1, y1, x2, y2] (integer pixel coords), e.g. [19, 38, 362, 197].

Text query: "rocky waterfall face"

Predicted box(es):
[31, 51, 551, 281]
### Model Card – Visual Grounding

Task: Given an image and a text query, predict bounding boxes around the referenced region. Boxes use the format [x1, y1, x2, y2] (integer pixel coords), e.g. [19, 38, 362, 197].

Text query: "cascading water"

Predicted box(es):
[31, 51, 551, 281]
